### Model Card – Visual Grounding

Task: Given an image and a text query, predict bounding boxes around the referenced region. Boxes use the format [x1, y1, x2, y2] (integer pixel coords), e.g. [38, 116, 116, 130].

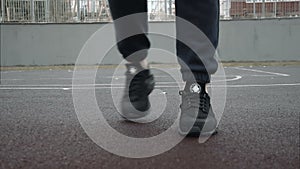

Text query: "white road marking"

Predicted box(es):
[0, 83, 299, 90]
[225, 83, 300, 87]
[0, 67, 296, 90]
[0, 75, 242, 88]
[0, 87, 69, 90]
[0, 83, 178, 87]
[0, 75, 174, 81]
[233, 67, 290, 77]
[223, 75, 242, 82]
[250, 75, 274, 77]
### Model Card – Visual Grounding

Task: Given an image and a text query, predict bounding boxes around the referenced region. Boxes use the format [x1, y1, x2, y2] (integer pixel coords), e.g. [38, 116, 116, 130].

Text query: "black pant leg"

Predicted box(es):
[108, 0, 150, 62]
[175, 0, 220, 83]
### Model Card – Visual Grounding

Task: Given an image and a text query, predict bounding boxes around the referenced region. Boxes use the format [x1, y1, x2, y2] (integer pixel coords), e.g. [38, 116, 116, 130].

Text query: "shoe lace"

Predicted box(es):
[199, 93, 210, 113]
[128, 72, 147, 102]
[180, 91, 210, 113]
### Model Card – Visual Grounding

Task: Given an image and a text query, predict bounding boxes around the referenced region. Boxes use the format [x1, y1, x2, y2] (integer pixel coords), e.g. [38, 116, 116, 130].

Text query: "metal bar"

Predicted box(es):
[274, 0, 277, 17]
[92, 0, 95, 19]
[30, 0, 34, 22]
[77, 0, 80, 21]
[164, 0, 167, 15]
[45, 0, 49, 22]
[253, 0, 256, 18]
[262, 0, 265, 18]
[169, 0, 172, 15]
[1, 0, 5, 22]
[6, 0, 9, 21]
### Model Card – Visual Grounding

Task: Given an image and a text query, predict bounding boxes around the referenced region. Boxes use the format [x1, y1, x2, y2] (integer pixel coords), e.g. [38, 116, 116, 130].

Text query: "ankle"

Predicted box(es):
[128, 59, 149, 69]
[184, 82, 208, 93]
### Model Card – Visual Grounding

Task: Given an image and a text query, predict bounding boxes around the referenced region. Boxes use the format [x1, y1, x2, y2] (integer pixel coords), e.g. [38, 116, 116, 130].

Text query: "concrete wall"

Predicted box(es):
[1, 18, 300, 66]
[219, 19, 300, 61]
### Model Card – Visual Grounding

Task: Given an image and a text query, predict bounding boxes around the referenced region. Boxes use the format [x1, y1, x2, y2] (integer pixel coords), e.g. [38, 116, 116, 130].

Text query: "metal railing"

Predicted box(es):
[0, 0, 112, 22]
[0, 0, 299, 23]
[229, 0, 300, 19]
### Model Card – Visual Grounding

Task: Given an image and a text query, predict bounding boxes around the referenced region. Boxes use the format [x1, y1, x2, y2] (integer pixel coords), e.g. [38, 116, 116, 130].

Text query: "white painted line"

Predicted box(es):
[233, 67, 290, 77]
[157, 83, 300, 88]
[224, 83, 300, 87]
[223, 75, 242, 82]
[0, 83, 299, 90]
[0, 87, 69, 90]
[0, 75, 174, 81]
[0, 75, 242, 87]
[0, 84, 122, 87]
[0, 79, 24, 81]
[250, 75, 274, 77]
[1, 71, 24, 73]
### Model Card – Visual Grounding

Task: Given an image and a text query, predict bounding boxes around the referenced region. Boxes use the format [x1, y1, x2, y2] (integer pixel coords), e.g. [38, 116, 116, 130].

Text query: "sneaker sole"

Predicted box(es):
[179, 126, 218, 137]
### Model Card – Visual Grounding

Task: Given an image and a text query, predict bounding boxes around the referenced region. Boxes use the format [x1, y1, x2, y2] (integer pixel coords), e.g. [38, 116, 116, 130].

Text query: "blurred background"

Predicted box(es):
[0, 0, 299, 23]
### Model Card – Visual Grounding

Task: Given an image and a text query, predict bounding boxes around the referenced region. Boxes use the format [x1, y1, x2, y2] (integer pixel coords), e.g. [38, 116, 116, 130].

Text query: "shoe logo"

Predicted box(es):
[190, 83, 201, 93]
[129, 67, 137, 74]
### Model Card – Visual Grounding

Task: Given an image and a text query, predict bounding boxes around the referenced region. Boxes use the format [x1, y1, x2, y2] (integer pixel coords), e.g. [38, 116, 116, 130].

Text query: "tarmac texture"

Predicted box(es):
[0, 65, 299, 169]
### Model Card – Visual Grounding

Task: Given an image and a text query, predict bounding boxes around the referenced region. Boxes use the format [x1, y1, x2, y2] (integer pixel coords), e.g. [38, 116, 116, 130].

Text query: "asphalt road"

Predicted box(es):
[0, 65, 299, 169]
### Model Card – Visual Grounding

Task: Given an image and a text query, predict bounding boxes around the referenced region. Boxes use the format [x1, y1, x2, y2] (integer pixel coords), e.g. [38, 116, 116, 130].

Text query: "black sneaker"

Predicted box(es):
[120, 63, 155, 120]
[179, 82, 217, 137]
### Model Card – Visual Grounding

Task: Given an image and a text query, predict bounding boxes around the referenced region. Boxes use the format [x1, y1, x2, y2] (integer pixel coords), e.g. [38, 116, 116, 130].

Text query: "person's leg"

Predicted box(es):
[108, 0, 155, 119]
[175, 0, 219, 83]
[108, 0, 150, 63]
[175, 0, 219, 136]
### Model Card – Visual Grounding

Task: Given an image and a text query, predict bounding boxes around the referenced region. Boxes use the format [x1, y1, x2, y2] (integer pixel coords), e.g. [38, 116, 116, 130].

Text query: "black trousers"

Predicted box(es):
[108, 0, 219, 83]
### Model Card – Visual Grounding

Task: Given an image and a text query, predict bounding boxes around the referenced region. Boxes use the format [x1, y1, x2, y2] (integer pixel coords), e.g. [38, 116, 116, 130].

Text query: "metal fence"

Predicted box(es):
[229, 0, 300, 19]
[0, 0, 299, 23]
[0, 0, 112, 22]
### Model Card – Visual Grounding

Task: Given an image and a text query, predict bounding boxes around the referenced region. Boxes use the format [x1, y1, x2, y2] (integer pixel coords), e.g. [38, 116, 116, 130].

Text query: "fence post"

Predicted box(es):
[1, 0, 5, 22]
[274, 0, 277, 17]
[164, 0, 167, 16]
[92, 0, 95, 19]
[226, 0, 231, 19]
[30, 0, 35, 22]
[77, 0, 80, 21]
[262, 0, 265, 18]
[169, 0, 172, 15]
[45, 0, 49, 22]
[253, 0, 256, 18]
[299, 1, 300, 17]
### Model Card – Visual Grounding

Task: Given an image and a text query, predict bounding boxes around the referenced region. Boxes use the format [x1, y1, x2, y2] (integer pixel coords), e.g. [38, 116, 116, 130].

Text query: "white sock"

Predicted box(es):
[128, 59, 149, 69]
